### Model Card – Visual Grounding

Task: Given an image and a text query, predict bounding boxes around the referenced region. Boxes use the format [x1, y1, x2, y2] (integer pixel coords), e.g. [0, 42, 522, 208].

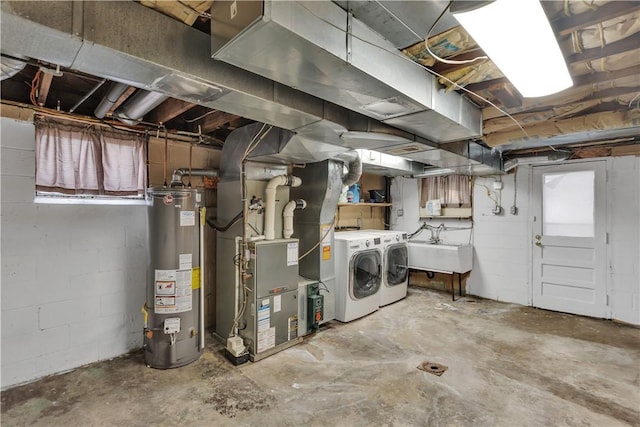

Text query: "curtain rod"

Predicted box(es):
[1, 100, 224, 148]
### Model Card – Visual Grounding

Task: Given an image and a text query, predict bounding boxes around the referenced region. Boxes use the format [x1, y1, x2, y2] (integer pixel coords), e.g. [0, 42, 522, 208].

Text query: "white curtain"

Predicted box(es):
[421, 176, 471, 208]
[35, 119, 146, 196]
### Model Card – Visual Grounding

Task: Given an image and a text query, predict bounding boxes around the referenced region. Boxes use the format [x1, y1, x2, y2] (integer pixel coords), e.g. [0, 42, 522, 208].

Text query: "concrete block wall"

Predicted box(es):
[467, 172, 531, 305]
[1, 117, 148, 389]
[390, 162, 640, 325]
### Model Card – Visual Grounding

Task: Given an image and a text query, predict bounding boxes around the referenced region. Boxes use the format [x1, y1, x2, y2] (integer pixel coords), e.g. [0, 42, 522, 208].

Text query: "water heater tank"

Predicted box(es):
[145, 187, 204, 368]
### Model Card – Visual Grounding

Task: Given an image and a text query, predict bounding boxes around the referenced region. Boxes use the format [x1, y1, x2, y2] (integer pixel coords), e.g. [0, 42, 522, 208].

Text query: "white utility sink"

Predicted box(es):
[407, 241, 473, 273]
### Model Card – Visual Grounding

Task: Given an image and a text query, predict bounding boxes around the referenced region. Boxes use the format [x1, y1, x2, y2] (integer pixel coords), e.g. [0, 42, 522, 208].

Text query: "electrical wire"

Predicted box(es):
[298, 217, 336, 261]
[182, 109, 218, 123]
[29, 69, 42, 106]
[296, 2, 532, 144]
[423, 1, 488, 66]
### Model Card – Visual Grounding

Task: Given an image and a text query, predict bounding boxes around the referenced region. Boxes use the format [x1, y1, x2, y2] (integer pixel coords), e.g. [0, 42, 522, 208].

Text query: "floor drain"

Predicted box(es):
[417, 361, 448, 376]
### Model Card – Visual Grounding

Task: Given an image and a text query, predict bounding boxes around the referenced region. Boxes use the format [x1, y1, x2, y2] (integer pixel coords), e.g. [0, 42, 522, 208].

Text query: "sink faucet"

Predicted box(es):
[409, 222, 445, 244]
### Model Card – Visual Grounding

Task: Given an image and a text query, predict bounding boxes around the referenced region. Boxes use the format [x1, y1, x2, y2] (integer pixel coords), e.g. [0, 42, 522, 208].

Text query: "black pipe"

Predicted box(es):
[206, 211, 243, 232]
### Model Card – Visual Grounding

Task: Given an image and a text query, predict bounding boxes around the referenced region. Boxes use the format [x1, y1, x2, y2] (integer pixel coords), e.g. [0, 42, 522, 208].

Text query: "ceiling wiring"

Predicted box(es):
[424, 1, 489, 66]
[298, 1, 532, 145]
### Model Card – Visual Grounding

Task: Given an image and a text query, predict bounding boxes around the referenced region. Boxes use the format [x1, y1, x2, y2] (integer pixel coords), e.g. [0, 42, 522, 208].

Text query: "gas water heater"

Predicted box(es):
[144, 188, 204, 368]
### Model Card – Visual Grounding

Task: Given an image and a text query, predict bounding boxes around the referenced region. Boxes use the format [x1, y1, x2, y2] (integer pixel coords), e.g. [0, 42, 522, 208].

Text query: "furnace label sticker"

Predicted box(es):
[257, 326, 276, 353]
[287, 242, 298, 266]
[257, 301, 270, 332]
[180, 210, 195, 227]
[288, 316, 298, 341]
[273, 294, 281, 313]
[154, 269, 192, 314]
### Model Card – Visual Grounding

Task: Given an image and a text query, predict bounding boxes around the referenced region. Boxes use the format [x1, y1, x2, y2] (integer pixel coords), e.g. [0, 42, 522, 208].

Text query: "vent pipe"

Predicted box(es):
[336, 150, 362, 186]
[264, 175, 302, 240]
[171, 168, 219, 187]
[115, 89, 169, 125]
[0, 56, 25, 81]
[94, 82, 129, 119]
[283, 199, 306, 239]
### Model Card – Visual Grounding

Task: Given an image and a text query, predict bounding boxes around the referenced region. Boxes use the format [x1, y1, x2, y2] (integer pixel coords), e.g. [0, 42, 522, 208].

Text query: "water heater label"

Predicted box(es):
[179, 253, 192, 270]
[154, 269, 193, 314]
[180, 211, 195, 227]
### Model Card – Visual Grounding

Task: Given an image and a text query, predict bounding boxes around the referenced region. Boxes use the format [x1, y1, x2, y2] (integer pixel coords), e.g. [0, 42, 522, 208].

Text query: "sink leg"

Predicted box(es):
[458, 273, 462, 298]
[451, 274, 455, 301]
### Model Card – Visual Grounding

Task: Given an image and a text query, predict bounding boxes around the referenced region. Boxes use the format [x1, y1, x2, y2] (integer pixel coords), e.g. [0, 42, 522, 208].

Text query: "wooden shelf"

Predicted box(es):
[421, 215, 472, 219]
[338, 203, 391, 207]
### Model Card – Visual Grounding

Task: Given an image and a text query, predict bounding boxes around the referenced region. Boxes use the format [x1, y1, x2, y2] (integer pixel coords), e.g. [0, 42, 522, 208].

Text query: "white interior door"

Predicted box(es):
[531, 161, 608, 318]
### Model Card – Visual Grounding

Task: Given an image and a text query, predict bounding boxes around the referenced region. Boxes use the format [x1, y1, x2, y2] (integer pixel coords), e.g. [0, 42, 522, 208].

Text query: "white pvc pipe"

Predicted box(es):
[283, 199, 306, 239]
[264, 175, 301, 240]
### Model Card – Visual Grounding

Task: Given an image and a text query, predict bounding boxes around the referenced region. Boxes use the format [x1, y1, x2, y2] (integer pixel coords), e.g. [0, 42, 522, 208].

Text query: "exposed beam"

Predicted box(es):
[485, 109, 640, 147]
[36, 72, 54, 107]
[482, 65, 640, 120]
[147, 98, 196, 125]
[484, 86, 639, 133]
[552, 1, 640, 37]
[192, 111, 241, 133]
[107, 86, 136, 116]
[568, 37, 639, 66]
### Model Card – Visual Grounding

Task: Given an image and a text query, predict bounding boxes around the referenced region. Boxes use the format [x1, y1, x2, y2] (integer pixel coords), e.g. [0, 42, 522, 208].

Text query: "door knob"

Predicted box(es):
[535, 241, 542, 247]
[535, 234, 541, 240]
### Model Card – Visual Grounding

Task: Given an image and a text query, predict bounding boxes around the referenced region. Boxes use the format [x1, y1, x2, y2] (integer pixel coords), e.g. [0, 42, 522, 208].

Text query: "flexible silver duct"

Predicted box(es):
[0, 56, 25, 80]
[336, 150, 363, 186]
[94, 82, 129, 119]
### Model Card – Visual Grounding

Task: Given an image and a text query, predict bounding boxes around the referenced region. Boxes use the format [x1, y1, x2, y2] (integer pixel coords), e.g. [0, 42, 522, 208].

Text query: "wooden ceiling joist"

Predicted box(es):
[147, 98, 196, 125]
[36, 72, 54, 107]
[194, 111, 241, 133]
[551, 1, 640, 37]
[568, 37, 639, 66]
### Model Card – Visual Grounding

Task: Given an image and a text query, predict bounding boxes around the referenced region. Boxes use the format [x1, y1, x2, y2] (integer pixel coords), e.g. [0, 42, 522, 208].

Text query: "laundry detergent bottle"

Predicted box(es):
[348, 184, 360, 203]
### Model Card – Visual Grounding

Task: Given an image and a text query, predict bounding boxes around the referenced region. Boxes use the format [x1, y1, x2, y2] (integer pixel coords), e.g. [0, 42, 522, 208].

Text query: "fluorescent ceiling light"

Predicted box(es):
[414, 168, 456, 177]
[503, 152, 570, 171]
[451, 0, 573, 97]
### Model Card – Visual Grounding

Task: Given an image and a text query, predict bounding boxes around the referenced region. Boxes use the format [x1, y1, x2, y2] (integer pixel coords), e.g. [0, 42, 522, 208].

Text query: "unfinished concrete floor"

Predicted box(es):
[2, 287, 639, 426]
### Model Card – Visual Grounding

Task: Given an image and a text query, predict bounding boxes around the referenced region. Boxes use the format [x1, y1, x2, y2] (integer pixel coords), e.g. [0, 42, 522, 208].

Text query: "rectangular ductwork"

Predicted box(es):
[1, 0, 501, 175]
[211, 0, 482, 144]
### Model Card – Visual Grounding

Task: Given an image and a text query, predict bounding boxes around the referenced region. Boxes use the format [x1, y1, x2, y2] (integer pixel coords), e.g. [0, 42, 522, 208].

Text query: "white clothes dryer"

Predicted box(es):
[362, 230, 409, 306]
[334, 231, 383, 322]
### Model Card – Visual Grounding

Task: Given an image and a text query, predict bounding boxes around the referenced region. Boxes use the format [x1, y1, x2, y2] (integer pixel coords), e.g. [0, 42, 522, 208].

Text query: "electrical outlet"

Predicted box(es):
[397, 208, 404, 217]
[510, 205, 519, 215]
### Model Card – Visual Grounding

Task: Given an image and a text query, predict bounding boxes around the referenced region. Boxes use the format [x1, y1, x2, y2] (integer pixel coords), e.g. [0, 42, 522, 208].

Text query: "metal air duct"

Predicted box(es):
[94, 82, 129, 119]
[1, 55, 25, 80]
[115, 89, 169, 125]
[211, 1, 482, 144]
[1, 1, 502, 174]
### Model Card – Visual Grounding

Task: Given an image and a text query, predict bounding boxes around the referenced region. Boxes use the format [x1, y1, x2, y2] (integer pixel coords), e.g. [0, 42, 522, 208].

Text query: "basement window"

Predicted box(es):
[419, 175, 472, 218]
[34, 118, 147, 204]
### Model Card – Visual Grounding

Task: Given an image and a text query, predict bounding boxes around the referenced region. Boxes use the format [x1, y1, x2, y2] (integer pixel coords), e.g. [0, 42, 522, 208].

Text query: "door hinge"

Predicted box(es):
[606, 295, 610, 306]
[606, 232, 609, 244]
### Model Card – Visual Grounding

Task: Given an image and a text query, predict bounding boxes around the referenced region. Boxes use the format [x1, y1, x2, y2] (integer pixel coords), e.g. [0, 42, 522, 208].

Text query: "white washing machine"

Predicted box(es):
[362, 230, 409, 306]
[334, 231, 383, 322]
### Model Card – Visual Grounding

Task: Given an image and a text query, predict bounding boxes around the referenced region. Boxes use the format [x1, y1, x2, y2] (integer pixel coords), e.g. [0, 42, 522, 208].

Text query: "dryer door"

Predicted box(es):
[350, 250, 381, 299]
[386, 244, 408, 287]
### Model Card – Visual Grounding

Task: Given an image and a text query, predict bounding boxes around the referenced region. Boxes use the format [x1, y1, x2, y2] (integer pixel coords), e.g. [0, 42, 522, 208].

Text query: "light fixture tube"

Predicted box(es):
[413, 168, 456, 177]
[451, 0, 573, 97]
